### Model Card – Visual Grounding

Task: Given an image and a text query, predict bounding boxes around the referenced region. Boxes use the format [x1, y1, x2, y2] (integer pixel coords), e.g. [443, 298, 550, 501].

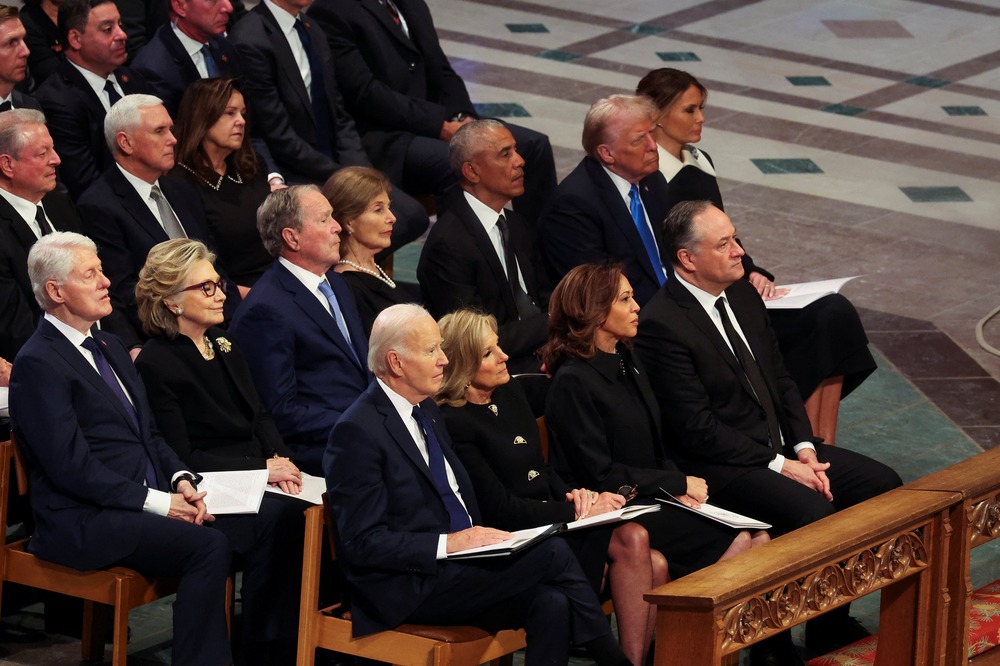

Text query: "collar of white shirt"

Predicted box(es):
[263, 0, 298, 34]
[67, 59, 120, 107]
[657, 143, 716, 183]
[116, 164, 156, 201]
[171, 21, 208, 59]
[0, 187, 44, 237]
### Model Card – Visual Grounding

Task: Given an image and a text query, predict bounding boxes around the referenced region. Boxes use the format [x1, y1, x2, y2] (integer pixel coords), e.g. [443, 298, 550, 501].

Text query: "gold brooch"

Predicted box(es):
[215, 337, 232, 353]
[513, 436, 527, 445]
[488, 404, 498, 416]
[527, 470, 539, 481]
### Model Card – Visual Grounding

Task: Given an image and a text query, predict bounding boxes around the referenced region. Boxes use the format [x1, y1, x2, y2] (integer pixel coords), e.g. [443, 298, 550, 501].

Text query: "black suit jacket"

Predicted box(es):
[545, 347, 687, 500]
[20, 2, 62, 87]
[323, 381, 482, 636]
[34, 60, 151, 200]
[417, 198, 548, 364]
[131, 24, 243, 117]
[0, 190, 81, 360]
[76, 166, 229, 348]
[230, 3, 369, 183]
[537, 157, 671, 306]
[135, 326, 292, 472]
[633, 277, 815, 491]
[309, 0, 473, 183]
[8, 89, 43, 112]
[9, 320, 189, 570]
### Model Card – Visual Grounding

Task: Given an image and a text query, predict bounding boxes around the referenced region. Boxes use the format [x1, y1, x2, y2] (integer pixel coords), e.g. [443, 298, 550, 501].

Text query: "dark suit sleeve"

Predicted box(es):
[539, 189, 615, 281]
[231, 19, 340, 180]
[38, 88, 102, 199]
[11, 344, 156, 510]
[546, 370, 686, 497]
[0, 258, 39, 361]
[325, 415, 440, 573]
[638, 311, 784, 469]
[448, 421, 575, 531]
[231, 300, 343, 445]
[315, 3, 458, 139]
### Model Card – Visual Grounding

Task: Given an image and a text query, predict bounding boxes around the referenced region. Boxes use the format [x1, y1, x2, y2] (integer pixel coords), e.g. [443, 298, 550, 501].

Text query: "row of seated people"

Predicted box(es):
[7, 185, 902, 666]
[0, 0, 871, 444]
[7, 0, 557, 250]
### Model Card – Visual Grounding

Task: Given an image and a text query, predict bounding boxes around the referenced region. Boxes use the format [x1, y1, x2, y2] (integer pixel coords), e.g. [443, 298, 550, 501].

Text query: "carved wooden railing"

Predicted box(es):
[645, 487, 958, 666]
[904, 445, 1000, 666]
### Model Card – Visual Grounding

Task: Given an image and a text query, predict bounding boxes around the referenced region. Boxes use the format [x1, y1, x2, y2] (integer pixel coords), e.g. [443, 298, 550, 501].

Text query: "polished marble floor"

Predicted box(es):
[2, 0, 999, 662]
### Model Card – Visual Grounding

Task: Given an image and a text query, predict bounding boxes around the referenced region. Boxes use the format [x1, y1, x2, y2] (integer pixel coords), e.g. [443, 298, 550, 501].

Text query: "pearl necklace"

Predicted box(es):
[177, 162, 243, 191]
[336, 259, 396, 288]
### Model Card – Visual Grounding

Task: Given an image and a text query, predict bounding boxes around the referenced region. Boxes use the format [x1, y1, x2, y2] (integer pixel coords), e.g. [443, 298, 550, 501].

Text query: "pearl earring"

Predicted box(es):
[176, 306, 183, 315]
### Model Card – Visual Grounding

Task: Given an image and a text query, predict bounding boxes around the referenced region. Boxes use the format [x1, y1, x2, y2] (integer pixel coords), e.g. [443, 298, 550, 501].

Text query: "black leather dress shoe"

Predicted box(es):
[748, 632, 806, 666]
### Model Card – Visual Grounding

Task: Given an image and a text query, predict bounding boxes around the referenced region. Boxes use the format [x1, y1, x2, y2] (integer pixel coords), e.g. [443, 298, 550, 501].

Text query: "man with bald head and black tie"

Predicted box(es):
[0, 109, 80, 364]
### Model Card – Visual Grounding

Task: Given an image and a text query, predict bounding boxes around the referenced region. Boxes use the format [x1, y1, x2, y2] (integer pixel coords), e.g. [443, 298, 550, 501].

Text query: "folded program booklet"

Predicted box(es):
[658, 491, 771, 530]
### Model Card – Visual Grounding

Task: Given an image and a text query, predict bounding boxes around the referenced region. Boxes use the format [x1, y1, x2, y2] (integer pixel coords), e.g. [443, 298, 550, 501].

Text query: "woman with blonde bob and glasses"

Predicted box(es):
[542, 263, 769, 580]
[134, 238, 306, 665]
[436, 309, 666, 666]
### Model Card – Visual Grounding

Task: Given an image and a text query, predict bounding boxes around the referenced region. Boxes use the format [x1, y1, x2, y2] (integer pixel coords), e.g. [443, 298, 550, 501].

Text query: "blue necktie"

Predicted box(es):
[201, 44, 220, 77]
[81, 337, 158, 489]
[412, 406, 472, 532]
[629, 184, 665, 286]
[318, 280, 360, 365]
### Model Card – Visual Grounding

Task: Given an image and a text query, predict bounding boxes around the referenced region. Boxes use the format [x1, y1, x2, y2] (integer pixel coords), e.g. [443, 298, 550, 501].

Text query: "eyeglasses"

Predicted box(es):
[616, 485, 638, 502]
[176, 278, 228, 297]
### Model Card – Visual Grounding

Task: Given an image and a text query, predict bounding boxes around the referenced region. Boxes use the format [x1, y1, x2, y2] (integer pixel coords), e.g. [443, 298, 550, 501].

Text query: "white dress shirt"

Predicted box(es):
[0, 188, 47, 239]
[171, 22, 212, 78]
[263, 0, 311, 98]
[67, 60, 123, 112]
[116, 165, 188, 237]
[463, 191, 529, 292]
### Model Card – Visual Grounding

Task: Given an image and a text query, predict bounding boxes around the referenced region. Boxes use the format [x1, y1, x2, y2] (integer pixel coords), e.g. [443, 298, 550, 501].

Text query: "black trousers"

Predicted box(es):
[406, 538, 612, 666]
[113, 512, 233, 666]
[710, 443, 902, 537]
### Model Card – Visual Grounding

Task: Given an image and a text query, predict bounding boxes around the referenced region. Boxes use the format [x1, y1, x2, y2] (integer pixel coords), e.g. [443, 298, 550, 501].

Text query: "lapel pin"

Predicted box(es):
[513, 436, 526, 445]
[527, 470, 539, 481]
[488, 404, 498, 416]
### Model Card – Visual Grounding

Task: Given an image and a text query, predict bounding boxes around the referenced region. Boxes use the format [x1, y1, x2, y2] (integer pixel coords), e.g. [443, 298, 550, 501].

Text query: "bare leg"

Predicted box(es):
[804, 376, 844, 444]
[718, 530, 752, 562]
[607, 522, 656, 665]
[643, 549, 669, 664]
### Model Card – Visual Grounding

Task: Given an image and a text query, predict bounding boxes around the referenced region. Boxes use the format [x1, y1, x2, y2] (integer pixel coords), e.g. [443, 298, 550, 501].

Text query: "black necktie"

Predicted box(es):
[496, 214, 540, 319]
[81, 337, 158, 489]
[35, 205, 53, 236]
[104, 79, 121, 106]
[292, 18, 334, 158]
[714, 298, 783, 453]
[412, 406, 472, 532]
[0, 101, 12, 112]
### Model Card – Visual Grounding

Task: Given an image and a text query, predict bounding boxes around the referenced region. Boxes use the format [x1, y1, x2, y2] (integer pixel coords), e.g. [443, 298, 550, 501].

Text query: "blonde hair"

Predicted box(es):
[136, 239, 215, 338]
[436, 310, 497, 408]
[581, 94, 657, 158]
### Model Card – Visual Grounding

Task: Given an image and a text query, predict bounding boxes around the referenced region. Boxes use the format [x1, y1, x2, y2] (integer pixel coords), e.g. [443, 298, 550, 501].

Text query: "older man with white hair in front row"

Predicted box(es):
[9, 231, 233, 665]
[76, 93, 236, 352]
[323, 303, 630, 666]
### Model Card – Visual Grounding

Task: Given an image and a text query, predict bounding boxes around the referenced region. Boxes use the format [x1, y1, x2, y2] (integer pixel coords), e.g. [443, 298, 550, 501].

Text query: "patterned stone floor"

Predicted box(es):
[2, 0, 999, 662]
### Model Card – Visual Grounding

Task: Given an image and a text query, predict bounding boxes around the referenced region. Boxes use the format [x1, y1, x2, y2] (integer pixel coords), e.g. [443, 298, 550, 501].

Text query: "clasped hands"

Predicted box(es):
[781, 449, 833, 501]
[168, 479, 214, 525]
[267, 456, 303, 495]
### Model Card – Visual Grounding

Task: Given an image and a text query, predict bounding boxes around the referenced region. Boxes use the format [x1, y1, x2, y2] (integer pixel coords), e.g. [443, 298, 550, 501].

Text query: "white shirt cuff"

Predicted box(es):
[143, 488, 171, 516]
[793, 442, 816, 455]
[435, 534, 448, 560]
[768, 454, 785, 473]
[267, 172, 284, 184]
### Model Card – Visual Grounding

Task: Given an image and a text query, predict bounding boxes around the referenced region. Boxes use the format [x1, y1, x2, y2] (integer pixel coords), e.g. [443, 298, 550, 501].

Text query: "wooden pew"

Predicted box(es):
[903, 446, 1000, 666]
[644, 487, 958, 666]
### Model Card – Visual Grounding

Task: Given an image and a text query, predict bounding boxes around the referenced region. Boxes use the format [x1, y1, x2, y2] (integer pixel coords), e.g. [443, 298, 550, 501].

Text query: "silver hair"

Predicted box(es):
[662, 200, 715, 266]
[28, 231, 98, 311]
[0, 109, 47, 158]
[368, 303, 433, 376]
[448, 118, 506, 175]
[581, 94, 656, 158]
[256, 184, 319, 257]
[103, 93, 165, 155]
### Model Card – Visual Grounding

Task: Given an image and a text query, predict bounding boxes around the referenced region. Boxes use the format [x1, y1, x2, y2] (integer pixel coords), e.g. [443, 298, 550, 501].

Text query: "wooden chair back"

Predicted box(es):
[0, 437, 229, 664]
[295, 494, 525, 666]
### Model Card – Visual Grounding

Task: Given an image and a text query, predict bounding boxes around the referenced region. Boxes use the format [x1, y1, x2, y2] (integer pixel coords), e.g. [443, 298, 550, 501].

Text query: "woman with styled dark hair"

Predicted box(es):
[437, 309, 666, 666]
[542, 263, 768, 581]
[171, 77, 276, 290]
[637, 67, 876, 444]
[322, 166, 413, 335]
